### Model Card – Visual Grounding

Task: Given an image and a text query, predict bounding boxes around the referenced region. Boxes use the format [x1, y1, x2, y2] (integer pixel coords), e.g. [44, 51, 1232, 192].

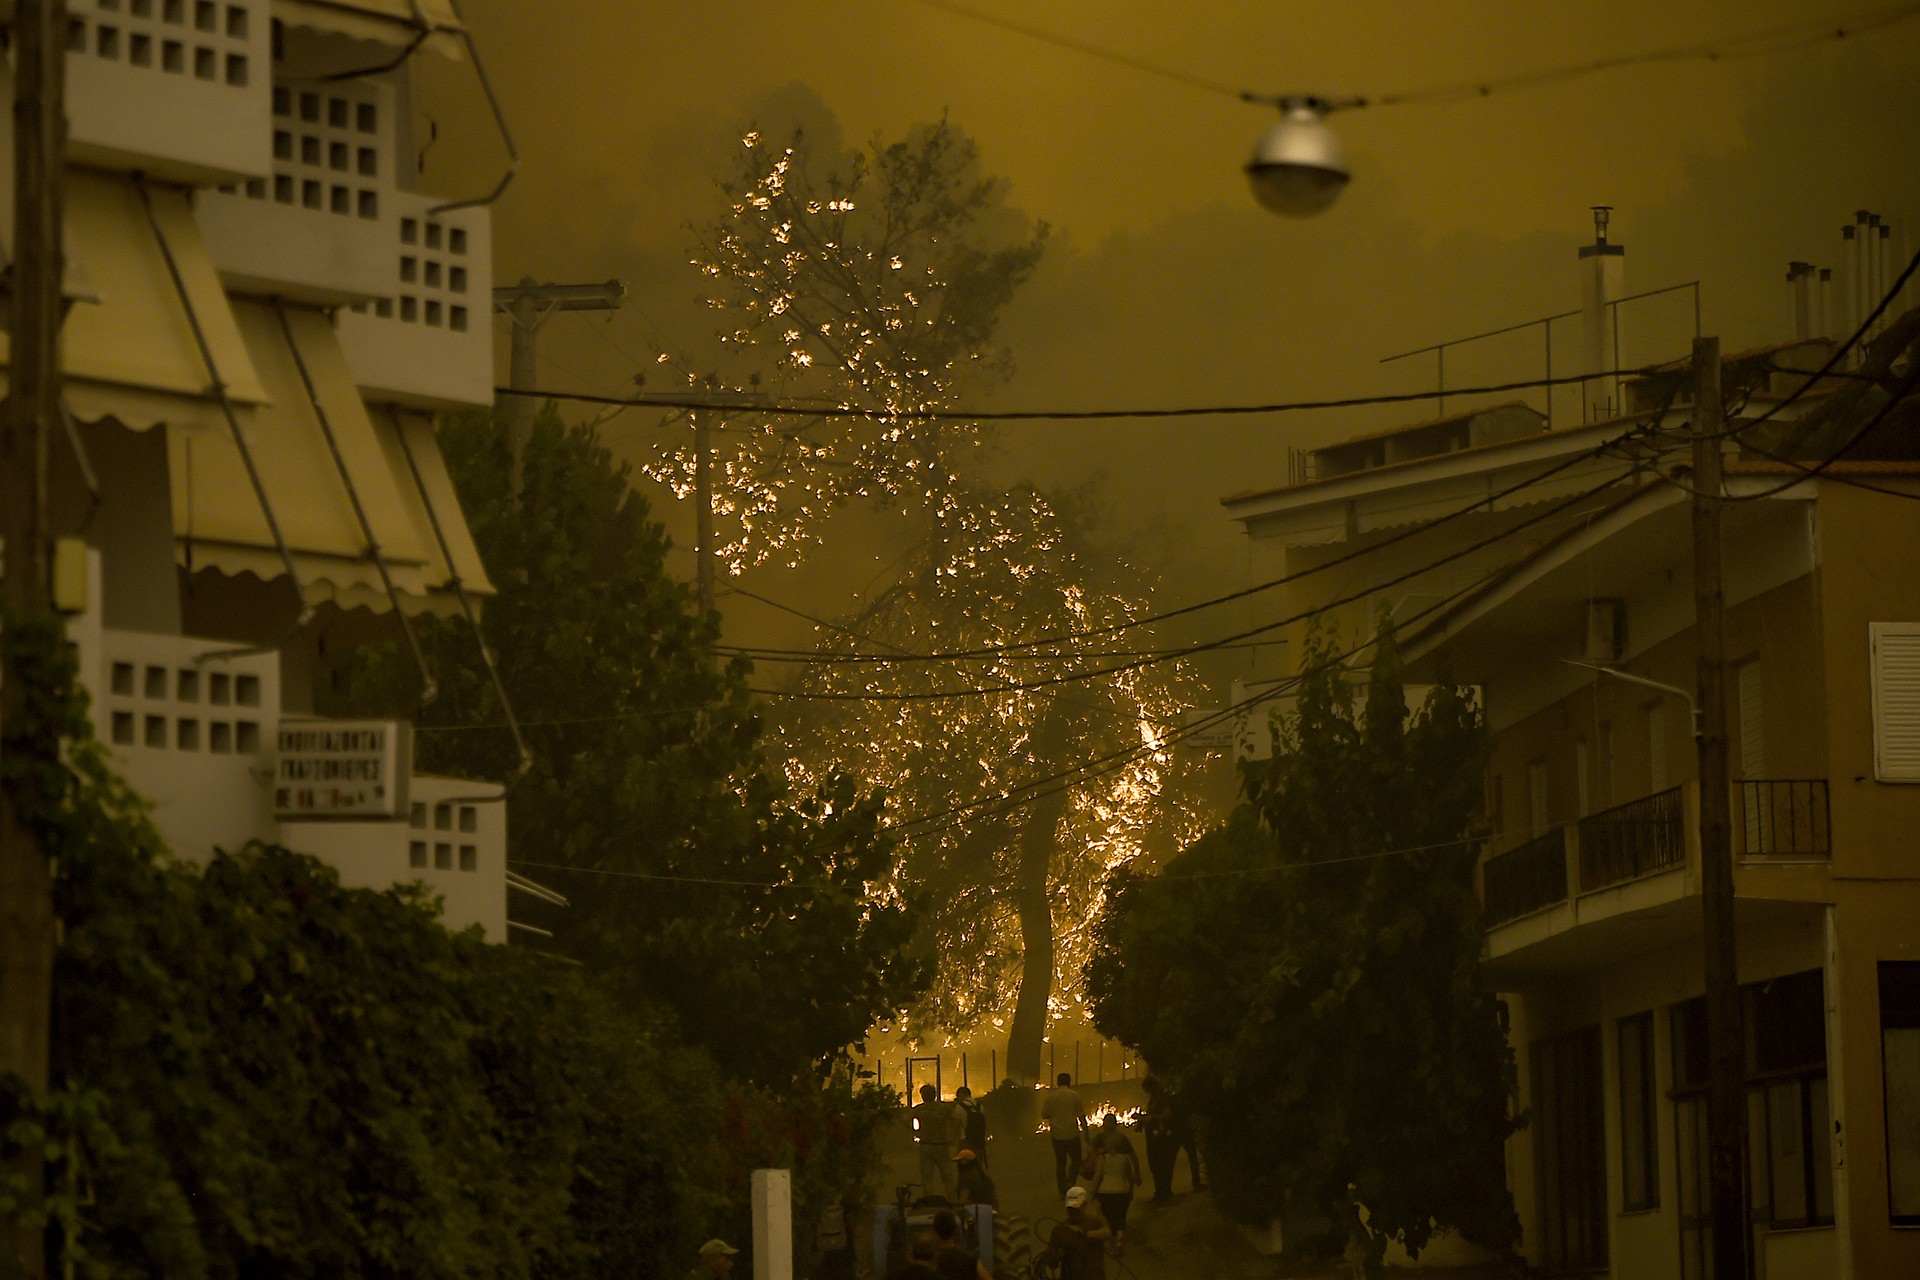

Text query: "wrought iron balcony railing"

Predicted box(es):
[1576, 786, 1687, 893]
[1482, 828, 1569, 926]
[1736, 779, 1831, 859]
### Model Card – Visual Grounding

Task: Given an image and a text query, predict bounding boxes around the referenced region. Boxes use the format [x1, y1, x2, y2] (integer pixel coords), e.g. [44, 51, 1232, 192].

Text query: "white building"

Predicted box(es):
[23, 0, 524, 939]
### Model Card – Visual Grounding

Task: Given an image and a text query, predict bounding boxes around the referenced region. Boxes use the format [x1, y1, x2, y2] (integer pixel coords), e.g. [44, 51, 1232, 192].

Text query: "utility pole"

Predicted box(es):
[692, 410, 714, 618]
[0, 3, 66, 1276]
[646, 385, 764, 621]
[1691, 335, 1748, 1280]
[490, 277, 623, 497]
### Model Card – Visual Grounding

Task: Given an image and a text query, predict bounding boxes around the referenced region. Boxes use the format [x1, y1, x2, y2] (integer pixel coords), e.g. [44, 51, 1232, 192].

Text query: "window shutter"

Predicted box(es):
[1871, 623, 1920, 782]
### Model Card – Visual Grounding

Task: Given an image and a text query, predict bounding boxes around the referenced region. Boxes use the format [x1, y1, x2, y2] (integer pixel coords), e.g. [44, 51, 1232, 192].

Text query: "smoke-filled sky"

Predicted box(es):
[420, 0, 1920, 685]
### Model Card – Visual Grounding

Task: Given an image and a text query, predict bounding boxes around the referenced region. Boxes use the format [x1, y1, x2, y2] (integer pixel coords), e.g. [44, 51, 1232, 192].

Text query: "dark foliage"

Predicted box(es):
[1087, 627, 1520, 1271]
[337, 406, 927, 1084]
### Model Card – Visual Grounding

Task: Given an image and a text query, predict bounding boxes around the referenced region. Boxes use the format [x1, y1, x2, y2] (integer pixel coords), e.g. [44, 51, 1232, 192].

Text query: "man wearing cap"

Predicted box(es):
[1049, 1186, 1111, 1280]
[697, 1239, 740, 1280]
[953, 1148, 999, 1208]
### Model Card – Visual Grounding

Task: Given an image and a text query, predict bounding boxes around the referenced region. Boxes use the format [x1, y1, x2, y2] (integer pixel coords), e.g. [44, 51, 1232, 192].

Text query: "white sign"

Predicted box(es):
[274, 719, 411, 818]
[1177, 709, 1238, 753]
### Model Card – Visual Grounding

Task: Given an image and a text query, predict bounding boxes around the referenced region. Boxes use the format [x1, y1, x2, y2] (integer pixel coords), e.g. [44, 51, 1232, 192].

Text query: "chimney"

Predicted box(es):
[1843, 224, 1860, 341]
[1787, 261, 1814, 340]
[1579, 205, 1625, 421]
[1869, 214, 1885, 336]
[1819, 267, 1833, 342]
[1854, 210, 1872, 350]
[1880, 221, 1895, 317]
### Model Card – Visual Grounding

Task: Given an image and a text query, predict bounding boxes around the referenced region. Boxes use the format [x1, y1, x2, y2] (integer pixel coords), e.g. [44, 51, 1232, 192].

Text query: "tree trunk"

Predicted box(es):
[1003, 782, 1067, 1085]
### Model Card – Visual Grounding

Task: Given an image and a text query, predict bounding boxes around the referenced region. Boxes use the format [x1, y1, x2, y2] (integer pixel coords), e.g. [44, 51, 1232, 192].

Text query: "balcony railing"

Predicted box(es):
[1736, 779, 1830, 859]
[1483, 828, 1569, 926]
[1577, 786, 1686, 893]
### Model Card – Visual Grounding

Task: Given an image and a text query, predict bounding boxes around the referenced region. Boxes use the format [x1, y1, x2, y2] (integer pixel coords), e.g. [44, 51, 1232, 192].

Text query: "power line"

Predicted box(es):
[912, 0, 1243, 99]
[887, 552, 1530, 837]
[758, 429, 1662, 704]
[500, 366, 1644, 425]
[728, 414, 1668, 666]
[1363, 2, 1920, 108]
[914, 0, 1920, 109]
[738, 261, 1910, 670]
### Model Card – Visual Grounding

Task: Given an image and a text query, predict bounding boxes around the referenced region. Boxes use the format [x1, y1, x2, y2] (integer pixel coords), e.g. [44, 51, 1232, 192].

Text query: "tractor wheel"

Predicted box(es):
[991, 1212, 1037, 1280]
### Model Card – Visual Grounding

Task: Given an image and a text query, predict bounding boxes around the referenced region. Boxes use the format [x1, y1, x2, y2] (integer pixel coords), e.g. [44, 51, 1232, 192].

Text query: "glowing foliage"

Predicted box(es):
[777, 488, 1207, 1037]
[683, 120, 1204, 1072]
[653, 122, 1045, 570]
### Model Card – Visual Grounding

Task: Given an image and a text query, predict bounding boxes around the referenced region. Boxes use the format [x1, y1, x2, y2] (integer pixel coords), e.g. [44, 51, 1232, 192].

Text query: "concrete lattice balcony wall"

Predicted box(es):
[195, 77, 396, 303]
[90, 627, 283, 861]
[284, 774, 508, 940]
[55, 0, 273, 184]
[335, 191, 492, 410]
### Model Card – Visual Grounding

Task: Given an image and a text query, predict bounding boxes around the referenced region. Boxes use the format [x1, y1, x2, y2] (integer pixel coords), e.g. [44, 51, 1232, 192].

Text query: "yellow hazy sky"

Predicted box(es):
[422, 1, 1919, 651]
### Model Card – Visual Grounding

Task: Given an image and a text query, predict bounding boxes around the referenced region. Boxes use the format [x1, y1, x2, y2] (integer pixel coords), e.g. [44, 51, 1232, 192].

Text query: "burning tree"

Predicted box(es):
[659, 121, 1207, 1081]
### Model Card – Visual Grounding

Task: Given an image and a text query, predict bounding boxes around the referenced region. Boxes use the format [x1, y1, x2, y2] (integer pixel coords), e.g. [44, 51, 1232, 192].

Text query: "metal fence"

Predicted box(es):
[1578, 786, 1686, 892]
[1483, 828, 1569, 926]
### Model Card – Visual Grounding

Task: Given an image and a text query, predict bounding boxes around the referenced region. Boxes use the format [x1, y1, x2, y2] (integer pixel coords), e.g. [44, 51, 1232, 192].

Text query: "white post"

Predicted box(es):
[751, 1168, 793, 1280]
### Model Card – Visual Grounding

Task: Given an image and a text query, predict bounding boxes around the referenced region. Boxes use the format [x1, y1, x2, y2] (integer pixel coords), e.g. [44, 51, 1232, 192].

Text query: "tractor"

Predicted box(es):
[870, 1183, 1037, 1280]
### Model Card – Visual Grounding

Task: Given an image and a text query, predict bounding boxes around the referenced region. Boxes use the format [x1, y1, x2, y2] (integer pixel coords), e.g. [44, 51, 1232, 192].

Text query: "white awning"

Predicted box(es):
[172, 300, 492, 615]
[0, 173, 267, 434]
[370, 404, 495, 600]
[275, 0, 467, 58]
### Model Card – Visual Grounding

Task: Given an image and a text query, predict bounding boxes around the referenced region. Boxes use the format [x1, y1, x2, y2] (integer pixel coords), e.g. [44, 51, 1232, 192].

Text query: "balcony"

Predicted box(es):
[1477, 780, 1833, 948]
[1577, 786, 1686, 891]
[55, 0, 273, 184]
[1483, 829, 1568, 927]
[73, 615, 506, 938]
[334, 191, 493, 410]
[1736, 779, 1831, 859]
[87, 628, 282, 860]
[282, 774, 507, 941]
[195, 77, 397, 303]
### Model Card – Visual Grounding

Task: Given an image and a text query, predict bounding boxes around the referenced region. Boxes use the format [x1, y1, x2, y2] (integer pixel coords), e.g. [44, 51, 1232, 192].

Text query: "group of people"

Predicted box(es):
[908, 1083, 997, 1207]
[896, 1072, 1204, 1280]
[1041, 1074, 1204, 1280]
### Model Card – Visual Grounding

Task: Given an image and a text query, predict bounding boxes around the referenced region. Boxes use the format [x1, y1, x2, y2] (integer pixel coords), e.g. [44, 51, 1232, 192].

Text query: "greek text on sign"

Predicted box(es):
[275, 719, 411, 818]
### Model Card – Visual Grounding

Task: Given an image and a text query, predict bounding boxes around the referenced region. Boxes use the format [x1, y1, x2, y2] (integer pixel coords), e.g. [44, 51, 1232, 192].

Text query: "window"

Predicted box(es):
[1746, 971, 1832, 1230]
[1870, 622, 1920, 781]
[1532, 1027, 1608, 1272]
[1488, 771, 1505, 837]
[1670, 969, 1833, 1277]
[1619, 1012, 1659, 1211]
[1670, 1006, 1708, 1280]
[1881, 961, 1920, 1224]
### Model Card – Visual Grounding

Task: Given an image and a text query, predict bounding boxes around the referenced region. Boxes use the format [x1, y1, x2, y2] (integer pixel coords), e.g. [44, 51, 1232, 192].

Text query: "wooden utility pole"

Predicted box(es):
[0, 3, 66, 1276]
[692, 411, 714, 618]
[490, 277, 623, 496]
[646, 386, 764, 621]
[1691, 335, 1748, 1280]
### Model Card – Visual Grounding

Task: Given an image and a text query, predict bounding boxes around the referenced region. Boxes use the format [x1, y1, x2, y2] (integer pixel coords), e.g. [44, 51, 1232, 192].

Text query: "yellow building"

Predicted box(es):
[1225, 337, 1920, 1276]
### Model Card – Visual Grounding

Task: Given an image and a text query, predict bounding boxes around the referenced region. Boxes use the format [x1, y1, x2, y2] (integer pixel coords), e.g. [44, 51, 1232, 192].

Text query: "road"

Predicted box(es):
[874, 1087, 1270, 1280]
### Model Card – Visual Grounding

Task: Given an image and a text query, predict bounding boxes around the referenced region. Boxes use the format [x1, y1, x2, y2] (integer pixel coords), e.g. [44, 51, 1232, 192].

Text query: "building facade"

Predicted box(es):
[1223, 320, 1920, 1273]
[18, 0, 522, 938]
